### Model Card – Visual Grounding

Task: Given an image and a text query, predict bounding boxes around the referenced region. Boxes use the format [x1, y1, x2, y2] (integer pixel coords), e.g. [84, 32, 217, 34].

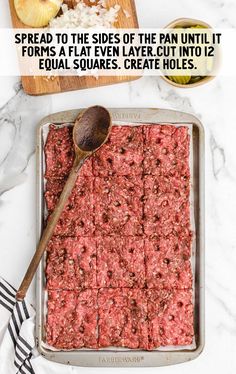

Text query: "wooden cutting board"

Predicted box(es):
[9, 0, 139, 95]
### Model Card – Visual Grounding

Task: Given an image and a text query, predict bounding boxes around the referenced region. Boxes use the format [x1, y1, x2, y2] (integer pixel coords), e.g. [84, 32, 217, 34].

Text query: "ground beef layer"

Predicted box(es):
[45, 123, 194, 350]
[46, 288, 194, 350]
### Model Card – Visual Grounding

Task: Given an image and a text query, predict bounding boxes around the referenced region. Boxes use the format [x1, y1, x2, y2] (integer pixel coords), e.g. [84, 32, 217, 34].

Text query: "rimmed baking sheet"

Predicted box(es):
[36, 108, 205, 367]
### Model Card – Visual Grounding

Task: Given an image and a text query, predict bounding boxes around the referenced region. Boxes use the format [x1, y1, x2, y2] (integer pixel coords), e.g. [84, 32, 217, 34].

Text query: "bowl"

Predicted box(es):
[162, 18, 216, 88]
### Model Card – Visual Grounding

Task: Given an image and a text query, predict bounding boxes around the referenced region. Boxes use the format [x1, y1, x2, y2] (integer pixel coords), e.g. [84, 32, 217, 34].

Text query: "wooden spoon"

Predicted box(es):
[16, 106, 112, 301]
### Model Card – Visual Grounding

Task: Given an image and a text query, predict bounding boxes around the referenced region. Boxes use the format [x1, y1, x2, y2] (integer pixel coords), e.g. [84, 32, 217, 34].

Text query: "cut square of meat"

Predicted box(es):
[143, 174, 190, 197]
[46, 236, 97, 290]
[144, 238, 193, 289]
[45, 178, 66, 212]
[143, 125, 190, 178]
[44, 125, 93, 179]
[46, 289, 98, 349]
[143, 195, 191, 238]
[47, 213, 76, 237]
[98, 288, 148, 349]
[97, 237, 145, 288]
[147, 289, 194, 349]
[93, 126, 143, 177]
[47, 176, 94, 237]
[143, 176, 191, 237]
[44, 125, 75, 179]
[144, 233, 192, 259]
[94, 176, 143, 236]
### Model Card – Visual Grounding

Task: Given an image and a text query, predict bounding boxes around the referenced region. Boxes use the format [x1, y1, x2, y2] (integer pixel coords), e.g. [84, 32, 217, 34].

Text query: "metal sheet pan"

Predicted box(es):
[36, 108, 205, 367]
[40, 121, 196, 353]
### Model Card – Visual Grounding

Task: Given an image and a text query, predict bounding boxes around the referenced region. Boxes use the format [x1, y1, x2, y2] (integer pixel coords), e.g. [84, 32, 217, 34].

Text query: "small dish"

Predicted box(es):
[162, 18, 216, 88]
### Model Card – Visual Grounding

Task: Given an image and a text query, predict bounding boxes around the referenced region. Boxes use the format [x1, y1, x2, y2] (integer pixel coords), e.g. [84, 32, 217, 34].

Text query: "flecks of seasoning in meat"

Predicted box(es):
[147, 289, 194, 349]
[45, 125, 93, 180]
[96, 237, 145, 288]
[144, 238, 192, 290]
[80, 157, 93, 177]
[143, 174, 191, 237]
[44, 178, 67, 212]
[46, 214, 76, 237]
[143, 125, 190, 178]
[45, 178, 66, 196]
[173, 127, 190, 159]
[93, 126, 144, 176]
[44, 125, 74, 179]
[94, 176, 143, 236]
[46, 290, 98, 349]
[46, 237, 97, 290]
[47, 176, 94, 237]
[98, 288, 148, 349]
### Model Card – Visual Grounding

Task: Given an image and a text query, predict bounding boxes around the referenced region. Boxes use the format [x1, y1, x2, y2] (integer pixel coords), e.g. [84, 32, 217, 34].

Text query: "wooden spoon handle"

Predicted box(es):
[16, 155, 85, 301]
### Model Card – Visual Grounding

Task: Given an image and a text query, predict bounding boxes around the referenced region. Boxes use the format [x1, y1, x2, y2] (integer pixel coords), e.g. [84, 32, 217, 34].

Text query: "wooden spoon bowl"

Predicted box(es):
[74, 105, 111, 153]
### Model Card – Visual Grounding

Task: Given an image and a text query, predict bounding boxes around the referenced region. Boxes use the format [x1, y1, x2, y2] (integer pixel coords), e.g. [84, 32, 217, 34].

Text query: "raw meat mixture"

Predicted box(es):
[45, 124, 194, 350]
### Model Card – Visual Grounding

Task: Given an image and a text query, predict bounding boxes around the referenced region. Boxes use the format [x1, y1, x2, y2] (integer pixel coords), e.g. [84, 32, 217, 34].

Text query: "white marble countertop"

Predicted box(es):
[0, 0, 236, 373]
